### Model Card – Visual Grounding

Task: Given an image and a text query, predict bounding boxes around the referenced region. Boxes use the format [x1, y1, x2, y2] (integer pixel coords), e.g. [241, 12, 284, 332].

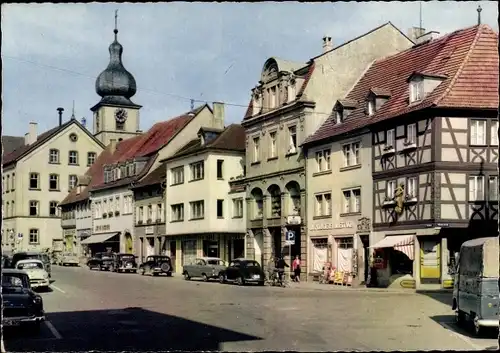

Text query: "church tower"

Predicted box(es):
[91, 11, 142, 146]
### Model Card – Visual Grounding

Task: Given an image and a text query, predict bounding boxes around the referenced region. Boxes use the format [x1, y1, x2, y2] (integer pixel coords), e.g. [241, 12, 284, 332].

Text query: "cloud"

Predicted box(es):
[2, 1, 497, 136]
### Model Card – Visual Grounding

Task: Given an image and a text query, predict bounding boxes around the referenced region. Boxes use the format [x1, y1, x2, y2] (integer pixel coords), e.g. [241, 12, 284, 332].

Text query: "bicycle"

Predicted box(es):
[265, 270, 290, 288]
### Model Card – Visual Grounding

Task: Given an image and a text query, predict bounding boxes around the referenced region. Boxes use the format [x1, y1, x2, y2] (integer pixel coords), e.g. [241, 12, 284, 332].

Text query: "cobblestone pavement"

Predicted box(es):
[3, 266, 498, 351]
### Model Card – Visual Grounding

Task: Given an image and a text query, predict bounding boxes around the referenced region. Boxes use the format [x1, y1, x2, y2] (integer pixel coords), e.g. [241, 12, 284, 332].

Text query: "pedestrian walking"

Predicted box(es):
[292, 255, 301, 282]
[275, 255, 289, 284]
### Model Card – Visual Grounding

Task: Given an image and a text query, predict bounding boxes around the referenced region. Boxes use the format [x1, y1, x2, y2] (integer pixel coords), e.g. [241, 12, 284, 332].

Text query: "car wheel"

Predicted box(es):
[219, 273, 225, 284]
[455, 310, 465, 326]
[258, 281, 265, 286]
[236, 276, 244, 286]
[473, 316, 483, 337]
[184, 272, 191, 280]
[202, 274, 209, 282]
[166, 272, 172, 277]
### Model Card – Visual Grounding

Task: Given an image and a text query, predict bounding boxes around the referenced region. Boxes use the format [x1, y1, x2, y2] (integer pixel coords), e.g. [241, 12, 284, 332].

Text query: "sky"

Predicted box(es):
[2, 1, 498, 137]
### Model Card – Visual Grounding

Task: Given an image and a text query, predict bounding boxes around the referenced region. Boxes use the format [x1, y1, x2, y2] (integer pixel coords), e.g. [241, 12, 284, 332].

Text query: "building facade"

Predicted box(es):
[163, 124, 246, 273]
[241, 23, 413, 275]
[2, 117, 104, 253]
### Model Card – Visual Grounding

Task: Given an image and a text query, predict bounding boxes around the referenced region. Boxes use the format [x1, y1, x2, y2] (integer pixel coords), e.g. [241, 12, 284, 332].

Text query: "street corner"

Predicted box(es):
[430, 314, 499, 350]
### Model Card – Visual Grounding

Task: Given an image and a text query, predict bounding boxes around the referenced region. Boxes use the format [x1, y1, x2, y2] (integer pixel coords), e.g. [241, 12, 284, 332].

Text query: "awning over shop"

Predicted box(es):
[81, 232, 120, 245]
[369, 234, 415, 260]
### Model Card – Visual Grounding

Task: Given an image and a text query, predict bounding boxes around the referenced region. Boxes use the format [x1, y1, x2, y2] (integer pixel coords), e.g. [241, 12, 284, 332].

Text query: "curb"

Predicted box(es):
[289, 284, 412, 294]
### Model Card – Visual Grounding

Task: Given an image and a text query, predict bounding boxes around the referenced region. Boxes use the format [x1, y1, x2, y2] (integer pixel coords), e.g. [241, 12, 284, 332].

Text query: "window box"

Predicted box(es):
[138, 220, 143, 225]
[103, 213, 107, 218]
[115, 210, 120, 216]
[402, 139, 417, 151]
[147, 218, 152, 224]
[382, 197, 396, 207]
[382, 145, 395, 156]
[404, 195, 418, 205]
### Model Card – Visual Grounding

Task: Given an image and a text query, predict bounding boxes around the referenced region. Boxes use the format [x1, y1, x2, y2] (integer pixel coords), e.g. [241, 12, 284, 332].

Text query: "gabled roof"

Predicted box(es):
[2, 136, 25, 156]
[164, 124, 246, 162]
[303, 25, 498, 146]
[2, 119, 105, 167]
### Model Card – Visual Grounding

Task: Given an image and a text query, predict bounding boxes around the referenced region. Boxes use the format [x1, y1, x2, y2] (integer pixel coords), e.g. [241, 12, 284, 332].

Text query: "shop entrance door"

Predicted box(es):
[359, 235, 370, 283]
[233, 239, 245, 259]
[336, 237, 353, 273]
[420, 239, 441, 284]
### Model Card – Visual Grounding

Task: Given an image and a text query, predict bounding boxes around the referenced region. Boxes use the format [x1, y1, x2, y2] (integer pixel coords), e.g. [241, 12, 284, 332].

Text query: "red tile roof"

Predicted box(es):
[59, 105, 207, 205]
[303, 25, 498, 146]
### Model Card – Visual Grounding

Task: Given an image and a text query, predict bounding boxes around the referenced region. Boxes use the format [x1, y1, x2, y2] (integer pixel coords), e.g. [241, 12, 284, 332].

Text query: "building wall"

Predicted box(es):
[2, 123, 103, 252]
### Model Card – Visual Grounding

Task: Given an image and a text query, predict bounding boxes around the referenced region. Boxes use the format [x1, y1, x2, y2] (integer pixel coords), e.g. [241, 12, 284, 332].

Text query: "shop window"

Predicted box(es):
[203, 240, 219, 258]
[390, 249, 413, 275]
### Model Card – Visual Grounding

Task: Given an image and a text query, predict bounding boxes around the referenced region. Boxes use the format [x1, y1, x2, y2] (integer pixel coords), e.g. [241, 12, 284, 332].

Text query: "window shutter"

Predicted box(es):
[469, 177, 476, 201]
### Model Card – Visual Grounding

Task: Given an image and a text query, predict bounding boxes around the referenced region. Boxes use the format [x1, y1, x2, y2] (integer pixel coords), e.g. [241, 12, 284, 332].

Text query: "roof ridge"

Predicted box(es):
[433, 25, 483, 106]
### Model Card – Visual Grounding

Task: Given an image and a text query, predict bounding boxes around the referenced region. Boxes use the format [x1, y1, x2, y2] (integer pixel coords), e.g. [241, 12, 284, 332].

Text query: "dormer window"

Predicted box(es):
[367, 100, 375, 116]
[409, 78, 424, 103]
[335, 110, 343, 124]
[199, 133, 205, 146]
[287, 78, 296, 103]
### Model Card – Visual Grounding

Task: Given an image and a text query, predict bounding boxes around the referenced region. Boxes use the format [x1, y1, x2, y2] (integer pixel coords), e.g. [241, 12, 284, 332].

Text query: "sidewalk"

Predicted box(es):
[288, 281, 453, 294]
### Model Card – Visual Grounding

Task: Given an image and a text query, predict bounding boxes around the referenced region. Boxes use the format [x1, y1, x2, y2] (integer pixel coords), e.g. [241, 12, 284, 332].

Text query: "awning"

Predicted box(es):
[81, 232, 120, 245]
[369, 234, 415, 260]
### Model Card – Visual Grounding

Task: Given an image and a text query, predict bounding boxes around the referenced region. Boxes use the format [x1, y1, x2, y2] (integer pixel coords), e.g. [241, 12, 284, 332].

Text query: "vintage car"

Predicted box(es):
[59, 252, 80, 266]
[110, 253, 138, 273]
[11, 251, 52, 278]
[182, 257, 227, 281]
[138, 255, 173, 276]
[219, 258, 265, 286]
[15, 260, 50, 291]
[87, 252, 114, 271]
[2, 269, 45, 332]
[2, 254, 11, 268]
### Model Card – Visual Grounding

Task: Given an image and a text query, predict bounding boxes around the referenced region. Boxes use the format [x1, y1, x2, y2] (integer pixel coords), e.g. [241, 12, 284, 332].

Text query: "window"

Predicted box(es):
[342, 142, 360, 167]
[269, 131, 277, 158]
[217, 160, 224, 179]
[87, 152, 97, 166]
[315, 149, 331, 172]
[29, 173, 39, 189]
[49, 149, 59, 164]
[190, 162, 204, 181]
[409, 79, 424, 103]
[11, 173, 15, 191]
[190, 200, 204, 219]
[288, 126, 297, 154]
[116, 120, 125, 131]
[171, 166, 184, 185]
[491, 120, 498, 146]
[470, 120, 486, 145]
[407, 123, 417, 144]
[232, 198, 243, 218]
[49, 174, 59, 191]
[69, 175, 78, 190]
[367, 100, 375, 116]
[253, 136, 260, 162]
[68, 151, 78, 165]
[315, 193, 332, 216]
[342, 189, 361, 214]
[11, 201, 15, 217]
[171, 203, 184, 222]
[6, 175, 10, 192]
[335, 110, 343, 124]
[387, 181, 396, 198]
[49, 201, 58, 217]
[407, 177, 417, 198]
[386, 129, 395, 148]
[270, 86, 276, 108]
[469, 176, 484, 201]
[138, 206, 143, 222]
[489, 176, 498, 201]
[157, 204, 163, 222]
[147, 205, 153, 220]
[5, 202, 9, 217]
[29, 229, 39, 244]
[29, 200, 39, 216]
[217, 199, 224, 218]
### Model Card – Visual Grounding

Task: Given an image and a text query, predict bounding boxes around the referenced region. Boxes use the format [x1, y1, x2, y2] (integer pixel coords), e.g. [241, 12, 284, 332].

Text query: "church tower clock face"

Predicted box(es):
[115, 108, 128, 123]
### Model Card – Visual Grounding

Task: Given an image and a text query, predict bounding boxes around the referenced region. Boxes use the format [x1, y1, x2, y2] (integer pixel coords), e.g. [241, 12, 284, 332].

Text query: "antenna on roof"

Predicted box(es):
[71, 100, 76, 120]
[477, 5, 482, 25]
[190, 99, 194, 110]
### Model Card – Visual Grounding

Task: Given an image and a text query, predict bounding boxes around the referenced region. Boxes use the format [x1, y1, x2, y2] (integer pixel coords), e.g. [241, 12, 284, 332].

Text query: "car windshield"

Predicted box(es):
[2, 274, 28, 289]
[244, 261, 260, 268]
[207, 259, 224, 265]
[17, 262, 44, 270]
[13, 254, 41, 263]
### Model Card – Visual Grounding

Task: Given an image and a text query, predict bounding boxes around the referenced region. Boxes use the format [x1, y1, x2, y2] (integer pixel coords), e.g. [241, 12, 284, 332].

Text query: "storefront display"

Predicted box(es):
[311, 238, 328, 272]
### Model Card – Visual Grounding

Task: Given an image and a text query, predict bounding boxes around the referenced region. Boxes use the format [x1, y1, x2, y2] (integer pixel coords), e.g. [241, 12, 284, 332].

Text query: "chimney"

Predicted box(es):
[109, 139, 117, 154]
[24, 122, 38, 145]
[212, 102, 225, 129]
[322, 36, 333, 53]
[57, 107, 64, 126]
[415, 31, 440, 44]
[24, 133, 30, 145]
[407, 27, 426, 43]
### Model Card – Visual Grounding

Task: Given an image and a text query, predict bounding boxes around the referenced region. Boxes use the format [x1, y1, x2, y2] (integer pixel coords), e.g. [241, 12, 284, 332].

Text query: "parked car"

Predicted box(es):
[58, 253, 80, 266]
[183, 257, 227, 281]
[2, 254, 11, 268]
[452, 237, 499, 336]
[138, 255, 173, 276]
[110, 253, 138, 273]
[87, 252, 114, 271]
[15, 259, 50, 291]
[2, 269, 45, 332]
[219, 259, 265, 286]
[11, 252, 52, 278]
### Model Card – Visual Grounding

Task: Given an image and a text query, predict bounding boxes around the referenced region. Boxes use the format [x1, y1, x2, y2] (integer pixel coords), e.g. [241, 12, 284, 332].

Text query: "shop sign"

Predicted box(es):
[145, 226, 154, 235]
[95, 224, 110, 232]
[356, 217, 371, 233]
[286, 215, 301, 225]
[309, 222, 353, 231]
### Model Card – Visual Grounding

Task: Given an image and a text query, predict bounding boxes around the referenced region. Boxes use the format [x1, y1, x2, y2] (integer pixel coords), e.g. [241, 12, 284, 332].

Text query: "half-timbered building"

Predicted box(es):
[359, 25, 497, 289]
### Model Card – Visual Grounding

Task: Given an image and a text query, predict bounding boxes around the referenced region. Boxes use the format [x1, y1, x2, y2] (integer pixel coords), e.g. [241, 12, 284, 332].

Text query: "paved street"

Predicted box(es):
[3, 266, 498, 352]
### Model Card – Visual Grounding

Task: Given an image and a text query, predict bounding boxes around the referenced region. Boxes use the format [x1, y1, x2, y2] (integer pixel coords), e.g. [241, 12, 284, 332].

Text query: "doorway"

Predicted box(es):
[233, 239, 245, 259]
[359, 234, 370, 284]
[420, 239, 441, 284]
[169, 241, 176, 273]
[124, 232, 133, 254]
[203, 240, 219, 258]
